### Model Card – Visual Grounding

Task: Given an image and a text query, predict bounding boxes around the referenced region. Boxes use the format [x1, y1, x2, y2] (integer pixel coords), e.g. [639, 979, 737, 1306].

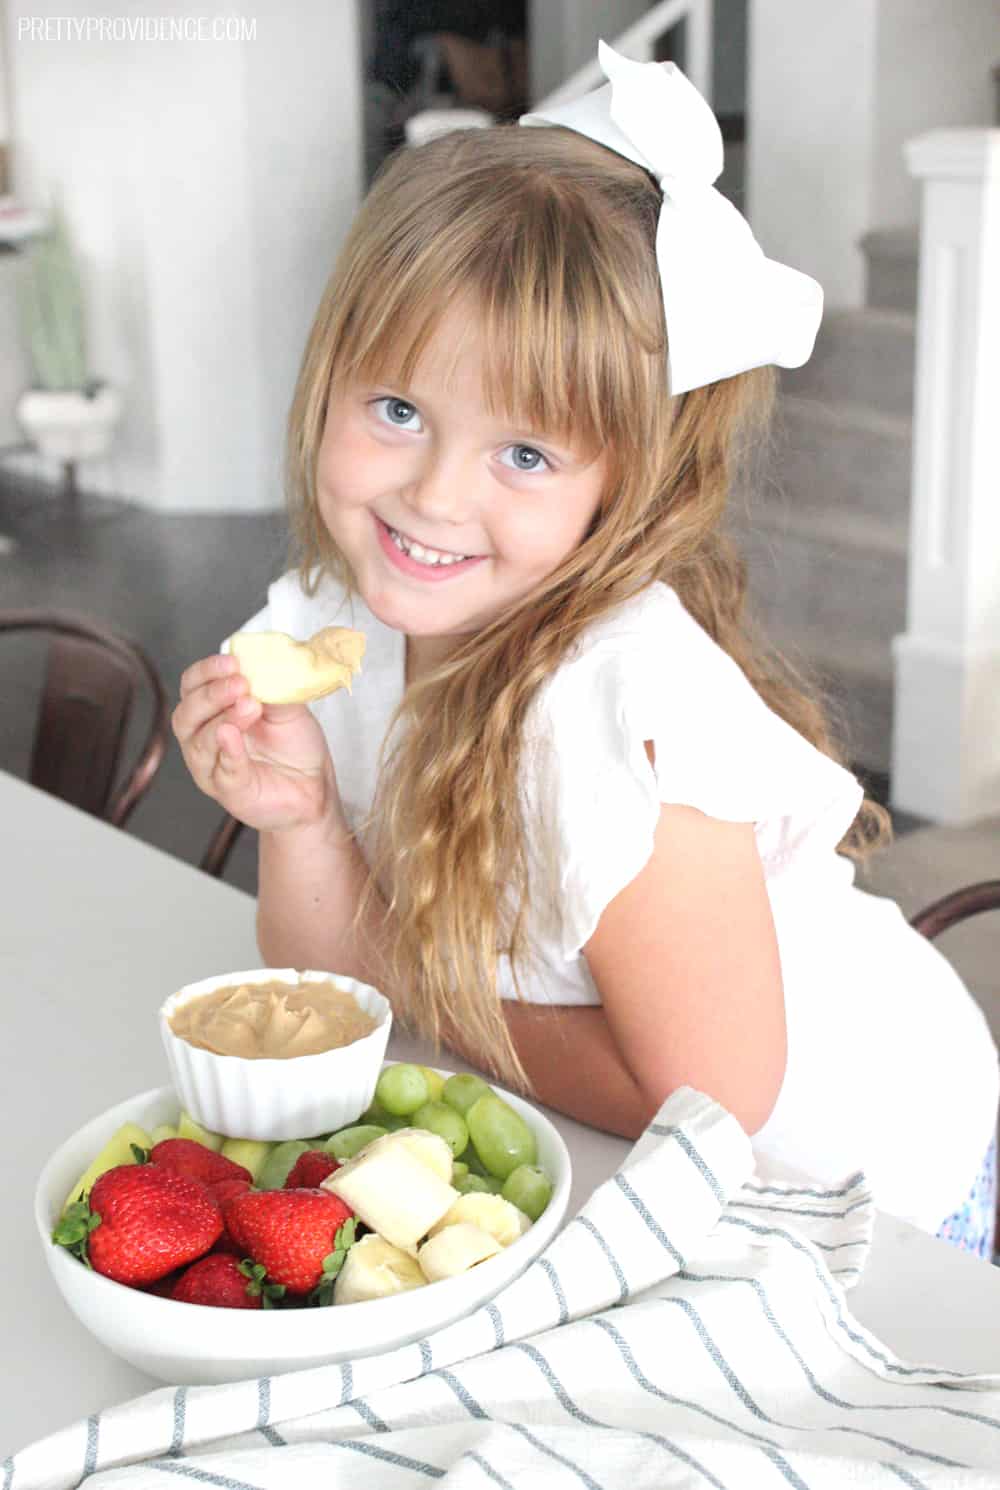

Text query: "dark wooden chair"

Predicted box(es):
[910, 881, 1000, 941]
[910, 880, 1000, 1255]
[200, 812, 245, 877]
[0, 608, 169, 828]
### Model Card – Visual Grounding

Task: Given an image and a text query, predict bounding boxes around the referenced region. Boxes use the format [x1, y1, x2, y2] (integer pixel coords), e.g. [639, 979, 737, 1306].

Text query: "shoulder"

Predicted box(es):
[521, 580, 862, 894]
[527, 580, 759, 735]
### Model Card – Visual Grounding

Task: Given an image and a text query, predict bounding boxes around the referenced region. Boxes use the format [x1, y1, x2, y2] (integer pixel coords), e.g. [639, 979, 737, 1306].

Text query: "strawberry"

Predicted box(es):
[284, 1149, 339, 1189]
[210, 1177, 253, 1207]
[149, 1138, 252, 1188]
[171, 1254, 285, 1309]
[209, 1177, 253, 1254]
[53, 1163, 222, 1286]
[224, 1188, 356, 1297]
[141, 1271, 184, 1298]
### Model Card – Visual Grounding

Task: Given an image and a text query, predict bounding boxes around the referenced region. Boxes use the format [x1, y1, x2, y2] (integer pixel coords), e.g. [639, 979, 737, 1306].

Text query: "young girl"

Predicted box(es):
[174, 46, 998, 1254]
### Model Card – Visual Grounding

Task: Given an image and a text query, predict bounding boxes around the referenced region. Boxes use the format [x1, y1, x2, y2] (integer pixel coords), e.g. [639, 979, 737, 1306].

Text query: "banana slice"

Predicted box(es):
[324, 1135, 458, 1252]
[227, 626, 365, 705]
[428, 1192, 531, 1247]
[418, 1223, 502, 1282]
[333, 1233, 427, 1304]
[393, 1128, 454, 1183]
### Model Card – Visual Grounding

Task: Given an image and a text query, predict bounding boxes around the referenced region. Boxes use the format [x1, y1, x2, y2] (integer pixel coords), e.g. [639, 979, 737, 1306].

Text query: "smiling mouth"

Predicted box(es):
[384, 522, 475, 567]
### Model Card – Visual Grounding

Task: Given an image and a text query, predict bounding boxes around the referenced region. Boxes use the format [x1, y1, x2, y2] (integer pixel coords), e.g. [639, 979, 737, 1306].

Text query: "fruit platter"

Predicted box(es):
[36, 1064, 571, 1384]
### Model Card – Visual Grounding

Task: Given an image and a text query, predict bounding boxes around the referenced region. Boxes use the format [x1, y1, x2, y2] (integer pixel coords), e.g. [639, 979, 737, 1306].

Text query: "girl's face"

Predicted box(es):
[316, 301, 608, 647]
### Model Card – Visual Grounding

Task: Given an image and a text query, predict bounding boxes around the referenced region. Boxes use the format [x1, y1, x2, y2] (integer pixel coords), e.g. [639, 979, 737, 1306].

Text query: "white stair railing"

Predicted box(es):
[532, 0, 713, 110]
[891, 128, 1000, 821]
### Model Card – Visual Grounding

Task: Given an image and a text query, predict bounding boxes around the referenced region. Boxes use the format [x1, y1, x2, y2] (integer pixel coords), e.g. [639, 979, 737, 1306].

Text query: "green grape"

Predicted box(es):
[441, 1072, 491, 1117]
[455, 1172, 501, 1195]
[325, 1124, 388, 1161]
[452, 1161, 469, 1183]
[257, 1139, 310, 1190]
[466, 1094, 537, 1180]
[360, 1101, 407, 1132]
[501, 1164, 553, 1222]
[410, 1101, 469, 1158]
[458, 1142, 490, 1177]
[375, 1063, 430, 1117]
[418, 1065, 446, 1102]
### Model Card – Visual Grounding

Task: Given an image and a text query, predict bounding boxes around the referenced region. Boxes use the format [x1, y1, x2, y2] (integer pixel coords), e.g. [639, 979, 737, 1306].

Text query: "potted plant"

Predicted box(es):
[15, 201, 122, 465]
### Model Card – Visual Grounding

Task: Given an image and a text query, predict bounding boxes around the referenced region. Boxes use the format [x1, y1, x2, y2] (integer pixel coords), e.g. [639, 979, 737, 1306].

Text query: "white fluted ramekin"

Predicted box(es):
[159, 968, 392, 1140]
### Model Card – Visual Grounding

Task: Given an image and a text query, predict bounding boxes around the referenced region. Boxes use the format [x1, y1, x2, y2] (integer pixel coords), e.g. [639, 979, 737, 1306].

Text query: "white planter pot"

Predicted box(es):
[16, 385, 122, 462]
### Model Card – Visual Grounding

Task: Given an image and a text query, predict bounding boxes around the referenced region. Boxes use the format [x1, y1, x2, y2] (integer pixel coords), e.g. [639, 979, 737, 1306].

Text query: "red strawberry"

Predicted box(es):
[224, 1188, 355, 1296]
[209, 1177, 253, 1207]
[284, 1149, 339, 1189]
[53, 1164, 222, 1286]
[209, 1177, 253, 1254]
[141, 1271, 184, 1298]
[150, 1138, 251, 1188]
[170, 1253, 284, 1309]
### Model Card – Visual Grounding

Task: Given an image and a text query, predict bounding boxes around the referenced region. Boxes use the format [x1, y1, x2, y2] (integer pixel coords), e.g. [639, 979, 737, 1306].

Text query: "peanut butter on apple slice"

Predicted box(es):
[228, 626, 365, 704]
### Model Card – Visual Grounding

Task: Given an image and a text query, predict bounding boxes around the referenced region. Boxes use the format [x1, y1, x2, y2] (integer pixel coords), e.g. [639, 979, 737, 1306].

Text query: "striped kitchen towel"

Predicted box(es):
[8, 1088, 1000, 1490]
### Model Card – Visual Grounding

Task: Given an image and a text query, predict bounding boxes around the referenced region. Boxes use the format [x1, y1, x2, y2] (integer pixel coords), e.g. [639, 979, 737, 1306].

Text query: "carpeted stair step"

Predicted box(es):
[781, 307, 916, 420]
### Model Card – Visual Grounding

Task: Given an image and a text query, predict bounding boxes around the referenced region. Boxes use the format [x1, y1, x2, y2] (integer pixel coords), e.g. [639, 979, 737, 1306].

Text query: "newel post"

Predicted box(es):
[890, 130, 1000, 822]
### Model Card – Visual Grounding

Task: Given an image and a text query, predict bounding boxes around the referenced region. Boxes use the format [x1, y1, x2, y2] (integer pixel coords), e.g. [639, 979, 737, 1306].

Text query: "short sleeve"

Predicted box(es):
[520, 585, 864, 962]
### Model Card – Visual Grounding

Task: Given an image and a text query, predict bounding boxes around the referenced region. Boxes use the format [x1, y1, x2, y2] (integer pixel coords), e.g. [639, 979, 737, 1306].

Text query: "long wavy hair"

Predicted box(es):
[284, 124, 890, 1090]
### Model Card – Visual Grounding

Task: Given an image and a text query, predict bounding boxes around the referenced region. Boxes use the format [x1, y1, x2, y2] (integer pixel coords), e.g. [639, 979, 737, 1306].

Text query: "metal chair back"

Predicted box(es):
[0, 608, 169, 827]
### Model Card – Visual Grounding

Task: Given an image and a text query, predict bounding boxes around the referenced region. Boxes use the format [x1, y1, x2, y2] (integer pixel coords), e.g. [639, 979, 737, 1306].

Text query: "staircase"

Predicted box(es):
[734, 230, 920, 776]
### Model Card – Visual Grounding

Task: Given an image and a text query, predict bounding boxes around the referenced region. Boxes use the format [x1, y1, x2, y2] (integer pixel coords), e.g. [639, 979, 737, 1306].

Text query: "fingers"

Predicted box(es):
[212, 721, 254, 793]
[174, 658, 250, 744]
[172, 655, 263, 800]
[179, 650, 237, 695]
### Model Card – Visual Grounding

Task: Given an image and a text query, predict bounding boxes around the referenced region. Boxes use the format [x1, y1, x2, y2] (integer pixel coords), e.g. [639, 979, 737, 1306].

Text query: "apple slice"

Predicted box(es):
[228, 627, 365, 705]
[220, 1137, 272, 1183]
[61, 1121, 152, 1215]
[177, 1110, 224, 1152]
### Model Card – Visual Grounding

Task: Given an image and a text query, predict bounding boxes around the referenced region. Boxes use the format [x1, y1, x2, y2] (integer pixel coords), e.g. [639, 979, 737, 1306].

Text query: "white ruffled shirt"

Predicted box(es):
[239, 573, 999, 1234]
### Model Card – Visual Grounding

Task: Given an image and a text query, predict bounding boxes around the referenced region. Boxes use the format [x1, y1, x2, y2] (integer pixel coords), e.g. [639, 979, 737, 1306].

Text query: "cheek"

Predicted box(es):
[318, 421, 381, 507]
[502, 489, 602, 567]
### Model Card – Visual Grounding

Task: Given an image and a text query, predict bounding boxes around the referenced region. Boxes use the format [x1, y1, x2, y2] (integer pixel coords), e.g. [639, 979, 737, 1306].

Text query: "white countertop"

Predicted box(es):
[3, 770, 1000, 1457]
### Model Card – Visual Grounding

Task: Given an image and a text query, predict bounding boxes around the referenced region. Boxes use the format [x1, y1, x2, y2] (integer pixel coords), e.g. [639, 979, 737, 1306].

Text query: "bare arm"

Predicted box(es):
[451, 799, 787, 1140]
[259, 760, 787, 1141]
[256, 812, 390, 982]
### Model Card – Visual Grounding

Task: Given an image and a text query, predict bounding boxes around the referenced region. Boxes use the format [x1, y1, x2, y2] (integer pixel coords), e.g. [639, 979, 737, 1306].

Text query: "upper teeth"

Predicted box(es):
[388, 526, 469, 566]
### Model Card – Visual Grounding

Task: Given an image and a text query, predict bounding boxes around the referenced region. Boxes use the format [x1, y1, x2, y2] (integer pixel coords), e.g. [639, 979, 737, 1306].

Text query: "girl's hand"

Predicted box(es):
[173, 653, 339, 833]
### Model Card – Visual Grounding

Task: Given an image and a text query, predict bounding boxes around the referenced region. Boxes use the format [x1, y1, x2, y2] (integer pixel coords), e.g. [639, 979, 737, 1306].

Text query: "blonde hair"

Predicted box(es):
[285, 124, 890, 1089]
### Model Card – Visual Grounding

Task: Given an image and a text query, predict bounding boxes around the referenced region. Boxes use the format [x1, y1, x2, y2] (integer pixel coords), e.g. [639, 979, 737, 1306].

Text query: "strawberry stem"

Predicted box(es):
[309, 1217, 357, 1307]
[238, 1258, 286, 1308]
[52, 1200, 100, 1268]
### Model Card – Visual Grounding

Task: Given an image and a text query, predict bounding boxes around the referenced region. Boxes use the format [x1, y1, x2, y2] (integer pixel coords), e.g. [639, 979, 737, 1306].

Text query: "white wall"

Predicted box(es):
[873, 0, 1000, 228]
[1, 0, 363, 510]
[748, 0, 878, 309]
[748, 0, 1000, 311]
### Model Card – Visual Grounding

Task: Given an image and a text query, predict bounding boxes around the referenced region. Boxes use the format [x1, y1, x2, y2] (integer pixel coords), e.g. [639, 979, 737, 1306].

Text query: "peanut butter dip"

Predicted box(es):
[169, 978, 376, 1059]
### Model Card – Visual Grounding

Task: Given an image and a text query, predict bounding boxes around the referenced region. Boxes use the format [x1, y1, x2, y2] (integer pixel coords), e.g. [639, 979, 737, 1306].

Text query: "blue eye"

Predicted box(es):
[374, 397, 421, 430]
[500, 444, 550, 473]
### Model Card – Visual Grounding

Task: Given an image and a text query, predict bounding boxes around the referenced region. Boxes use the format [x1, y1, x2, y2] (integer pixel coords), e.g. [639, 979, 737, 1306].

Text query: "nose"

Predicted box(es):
[402, 445, 474, 526]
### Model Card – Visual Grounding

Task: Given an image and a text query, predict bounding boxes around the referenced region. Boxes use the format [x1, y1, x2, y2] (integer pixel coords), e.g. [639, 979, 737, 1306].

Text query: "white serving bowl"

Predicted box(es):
[36, 1078, 572, 1385]
[160, 968, 392, 1140]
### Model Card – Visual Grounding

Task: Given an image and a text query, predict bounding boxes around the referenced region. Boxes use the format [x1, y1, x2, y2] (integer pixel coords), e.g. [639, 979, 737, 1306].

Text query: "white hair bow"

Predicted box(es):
[520, 41, 823, 397]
